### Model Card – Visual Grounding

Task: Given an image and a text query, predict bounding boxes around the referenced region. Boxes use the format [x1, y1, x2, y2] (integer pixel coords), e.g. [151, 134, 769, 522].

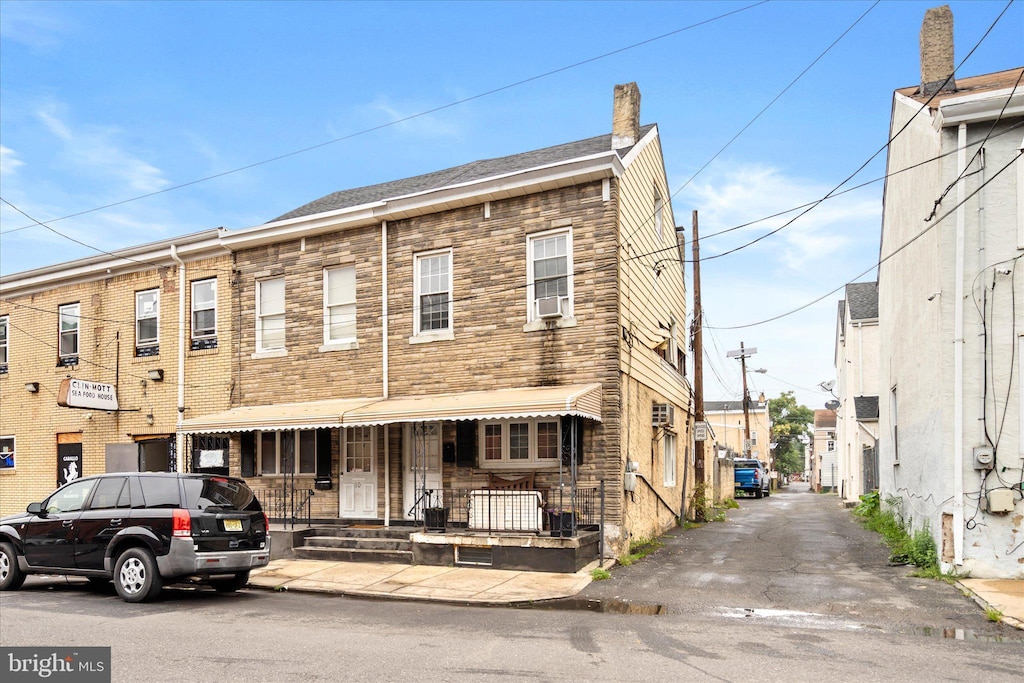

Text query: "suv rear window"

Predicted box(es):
[734, 460, 760, 468]
[138, 476, 182, 508]
[182, 477, 261, 512]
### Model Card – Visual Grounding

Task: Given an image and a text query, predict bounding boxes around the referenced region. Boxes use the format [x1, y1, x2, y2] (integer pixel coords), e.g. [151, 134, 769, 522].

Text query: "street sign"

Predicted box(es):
[694, 421, 709, 441]
[743, 439, 752, 451]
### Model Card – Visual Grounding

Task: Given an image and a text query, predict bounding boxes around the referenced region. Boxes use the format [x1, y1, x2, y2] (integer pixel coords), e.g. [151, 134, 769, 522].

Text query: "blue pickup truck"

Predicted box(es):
[734, 458, 770, 498]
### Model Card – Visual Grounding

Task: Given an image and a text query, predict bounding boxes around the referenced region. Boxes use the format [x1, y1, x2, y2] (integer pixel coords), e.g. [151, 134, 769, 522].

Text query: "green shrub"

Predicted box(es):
[853, 494, 939, 571]
[590, 568, 611, 581]
[723, 498, 740, 509]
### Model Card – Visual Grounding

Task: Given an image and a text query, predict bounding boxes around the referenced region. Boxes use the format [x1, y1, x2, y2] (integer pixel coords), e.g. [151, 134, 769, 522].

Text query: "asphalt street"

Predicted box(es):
[1, 483, 1020, 682]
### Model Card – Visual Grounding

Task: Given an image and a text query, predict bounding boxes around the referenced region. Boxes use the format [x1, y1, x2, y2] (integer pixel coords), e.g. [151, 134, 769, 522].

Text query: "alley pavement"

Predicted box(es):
[251, 483, 1023, 631]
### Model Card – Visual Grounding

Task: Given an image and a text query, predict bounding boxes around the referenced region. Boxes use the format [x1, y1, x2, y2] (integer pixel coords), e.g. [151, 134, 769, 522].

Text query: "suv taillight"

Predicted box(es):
[172, 509, 192, 538]
[262, 512, 270, 531]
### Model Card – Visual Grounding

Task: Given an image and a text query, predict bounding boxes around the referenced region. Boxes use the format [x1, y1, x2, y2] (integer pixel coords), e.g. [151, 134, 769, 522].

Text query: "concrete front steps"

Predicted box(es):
[292, 526, 415, 564]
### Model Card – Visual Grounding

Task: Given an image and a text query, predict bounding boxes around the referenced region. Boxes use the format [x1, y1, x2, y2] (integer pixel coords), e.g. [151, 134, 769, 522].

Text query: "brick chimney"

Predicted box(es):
[612, 82, 641, 150]
[919, 5, 956, 96]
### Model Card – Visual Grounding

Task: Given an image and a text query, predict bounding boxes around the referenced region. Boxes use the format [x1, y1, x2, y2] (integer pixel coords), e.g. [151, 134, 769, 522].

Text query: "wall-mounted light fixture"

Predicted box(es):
[147, 369, 164, 381]
[25, 382, 39, 393]
[146, 412, 154, 426]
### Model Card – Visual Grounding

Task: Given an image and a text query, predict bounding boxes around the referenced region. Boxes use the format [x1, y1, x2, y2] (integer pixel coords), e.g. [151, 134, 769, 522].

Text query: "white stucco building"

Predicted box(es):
[834, 282, 880, 504]
[877, 6, 1024, 578]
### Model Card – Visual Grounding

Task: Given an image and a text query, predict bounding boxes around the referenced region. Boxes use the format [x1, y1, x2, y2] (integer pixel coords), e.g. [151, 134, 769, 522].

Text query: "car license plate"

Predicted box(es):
[223, 519, 243, 532]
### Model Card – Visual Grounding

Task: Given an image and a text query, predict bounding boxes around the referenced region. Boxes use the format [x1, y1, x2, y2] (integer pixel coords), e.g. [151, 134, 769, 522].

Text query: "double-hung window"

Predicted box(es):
[0, 436, 14, 470]
[257, 430, 317, 475]
[191, 279, 217, 349]
[0, 315, 8, 374]
[413, 249, 452, 338]
[323, 266, 356, 346]
[58, 303, 80, 365]
[663, 431, 677, 487]
[256, 278, 285, 352]
[527, 229, 572, 322]
[479, 419, 561, 468]
[135, 289, 159, 356]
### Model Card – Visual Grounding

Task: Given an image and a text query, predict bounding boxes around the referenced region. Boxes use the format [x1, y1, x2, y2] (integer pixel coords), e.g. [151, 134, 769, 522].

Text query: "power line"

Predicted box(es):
[707, 151, 1021, 330]
[0, 1, 768, 237]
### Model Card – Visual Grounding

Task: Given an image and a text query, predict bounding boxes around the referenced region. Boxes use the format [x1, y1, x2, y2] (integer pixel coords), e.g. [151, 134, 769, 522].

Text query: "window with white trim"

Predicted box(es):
[191, 278, 217, 348]
[414, 250, 452, 336]
[827, 440, 835, 452]
[323, 266, 357, 345]
[478, 419, 561, 467]
[345, 426, 374, 472]
[0, 435, 14, 470]
[256, 278, 285, 352]
[135, 289, 160, 356]
[751, 430, 758, 445]
[58, 303, 80, 364]
[663, 432, 677, 487]
[0, 315, 8, 373]
[527, 229, 573, 321]
[257, 430, 317, 475]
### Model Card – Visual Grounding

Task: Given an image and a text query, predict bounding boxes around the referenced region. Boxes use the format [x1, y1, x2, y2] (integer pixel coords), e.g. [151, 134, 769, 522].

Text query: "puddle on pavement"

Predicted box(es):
[520, 597, 666, 615]
[910, 627, 1024, 643]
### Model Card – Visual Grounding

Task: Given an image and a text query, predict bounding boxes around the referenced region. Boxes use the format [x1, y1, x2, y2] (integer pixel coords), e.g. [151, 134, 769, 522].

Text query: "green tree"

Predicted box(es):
[769, 391, 814, 476]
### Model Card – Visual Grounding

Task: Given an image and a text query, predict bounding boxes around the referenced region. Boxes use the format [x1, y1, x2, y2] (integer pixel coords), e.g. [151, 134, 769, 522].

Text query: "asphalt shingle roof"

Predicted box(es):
[845, 282, 878, 320]
[272, 125, 657, 223]
[854, 396, 879, 421]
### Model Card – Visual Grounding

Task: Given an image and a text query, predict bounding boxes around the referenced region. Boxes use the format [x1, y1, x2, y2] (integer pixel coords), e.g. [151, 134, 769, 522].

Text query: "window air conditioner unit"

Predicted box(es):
[537, 296, 563, 319]
[652, 403, 674, 428]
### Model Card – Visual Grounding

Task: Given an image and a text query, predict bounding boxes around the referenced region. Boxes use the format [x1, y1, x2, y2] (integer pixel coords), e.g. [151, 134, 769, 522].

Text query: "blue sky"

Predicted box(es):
[1, 1, 1021, 408]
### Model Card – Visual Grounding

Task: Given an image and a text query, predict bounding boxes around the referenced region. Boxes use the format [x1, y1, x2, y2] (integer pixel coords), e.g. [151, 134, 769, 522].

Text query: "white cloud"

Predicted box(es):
[0, 3, 68, 51]
[335, 95, 465, 141]
[0, 146, 24, 175]
[35, 107, 170, 194]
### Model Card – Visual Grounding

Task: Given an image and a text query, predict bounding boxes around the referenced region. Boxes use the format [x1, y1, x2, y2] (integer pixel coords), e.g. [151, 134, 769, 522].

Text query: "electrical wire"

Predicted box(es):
[706, 151, 1021, 330]
[0, 1, 769, 237]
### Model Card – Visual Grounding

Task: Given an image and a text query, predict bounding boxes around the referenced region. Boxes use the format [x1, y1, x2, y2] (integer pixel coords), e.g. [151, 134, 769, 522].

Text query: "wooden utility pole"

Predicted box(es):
[690, 210, 705, 486]
[727, 342, 758, 457]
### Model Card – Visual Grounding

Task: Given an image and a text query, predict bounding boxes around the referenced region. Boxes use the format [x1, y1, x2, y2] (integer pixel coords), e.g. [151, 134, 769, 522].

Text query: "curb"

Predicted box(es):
[956, 581, 1024, 631]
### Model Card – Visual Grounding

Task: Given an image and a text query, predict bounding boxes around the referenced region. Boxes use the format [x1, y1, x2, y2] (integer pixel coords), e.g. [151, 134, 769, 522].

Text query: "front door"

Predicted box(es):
[339, 426, 377, 519]
[403, 423, 443, 521]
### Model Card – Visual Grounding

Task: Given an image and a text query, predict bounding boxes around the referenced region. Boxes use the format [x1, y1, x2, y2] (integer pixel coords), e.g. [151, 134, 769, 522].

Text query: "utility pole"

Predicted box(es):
[727, 342, 757, 457]
[690, 211, 705, 489]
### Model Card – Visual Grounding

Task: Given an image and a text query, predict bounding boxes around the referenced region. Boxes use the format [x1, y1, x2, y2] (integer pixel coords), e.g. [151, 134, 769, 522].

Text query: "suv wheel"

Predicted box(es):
[114, 548, 163, 603]
[0, 542, 26, 591]
[211, 570, 250, 593]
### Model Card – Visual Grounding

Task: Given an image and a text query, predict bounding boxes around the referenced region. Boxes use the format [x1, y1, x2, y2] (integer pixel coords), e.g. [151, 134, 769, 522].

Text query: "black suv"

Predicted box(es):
[0, 472, 270, 602]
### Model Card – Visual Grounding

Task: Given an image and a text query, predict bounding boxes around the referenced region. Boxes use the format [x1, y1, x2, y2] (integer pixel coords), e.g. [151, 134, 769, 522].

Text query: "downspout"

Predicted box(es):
[170, 244, 186, 473]
[856, 322, 864, 396]
[953, 122, 966, 567]
[381, 220, 390, 526]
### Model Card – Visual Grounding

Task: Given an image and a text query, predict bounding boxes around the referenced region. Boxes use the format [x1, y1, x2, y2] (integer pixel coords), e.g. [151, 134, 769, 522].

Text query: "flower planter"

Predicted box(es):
[424, 507, 448, 533]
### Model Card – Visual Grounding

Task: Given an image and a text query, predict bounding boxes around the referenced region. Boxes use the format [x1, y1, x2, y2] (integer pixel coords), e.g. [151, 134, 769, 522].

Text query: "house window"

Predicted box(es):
[324, 266, 357, 344]
[827, 440, 835, 452]
[257, 430, 317, 475]
[0, 435, 14, 470]
[191, 279, 217, 349]
[890, 385, 899, 464]
[414, 250, 452, 336]
[478, 419, 561, 467]
[0, 315, 8, 374]
[135, 289, 160, 356]
[654, 187, 664, 242]
[58, 303, 80, 365]
[664, 432, 677, 487]
[751, 430, 758, 445]
[527, 229, 573, 321]
[256, 278, 285, 352]
[345, 426, 374, 472]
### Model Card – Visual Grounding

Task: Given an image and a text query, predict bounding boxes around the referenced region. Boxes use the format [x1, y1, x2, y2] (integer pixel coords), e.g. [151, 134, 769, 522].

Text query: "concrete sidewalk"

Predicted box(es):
[958, 579, 1024, 630]
[248, 558, 609, 605]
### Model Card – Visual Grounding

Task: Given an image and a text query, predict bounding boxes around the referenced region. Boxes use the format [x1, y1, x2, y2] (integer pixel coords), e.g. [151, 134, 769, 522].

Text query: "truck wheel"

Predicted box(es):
[211, 571, 250, 593]
[754, 489, 763, 499]
[114, 547, 163, 603]
[0, 542, 26, 591]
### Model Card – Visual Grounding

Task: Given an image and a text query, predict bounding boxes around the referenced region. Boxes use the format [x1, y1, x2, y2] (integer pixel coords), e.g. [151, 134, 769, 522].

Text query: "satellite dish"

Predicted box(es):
[819, 380, 835, 392]
[825, 400, 841, 411]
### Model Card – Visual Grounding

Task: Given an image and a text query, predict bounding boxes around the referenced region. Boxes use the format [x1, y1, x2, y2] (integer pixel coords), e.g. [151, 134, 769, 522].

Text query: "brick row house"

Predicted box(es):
[0, 83, 691, 569]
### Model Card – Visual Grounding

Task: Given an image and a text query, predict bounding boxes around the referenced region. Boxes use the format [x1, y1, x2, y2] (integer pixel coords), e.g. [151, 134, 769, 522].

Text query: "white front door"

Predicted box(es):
[403, 423, 443, 520]
[340, 426, 377, 519]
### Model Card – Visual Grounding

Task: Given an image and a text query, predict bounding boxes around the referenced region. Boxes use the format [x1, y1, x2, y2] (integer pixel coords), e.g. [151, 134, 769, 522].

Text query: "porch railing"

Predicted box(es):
[421, 484, 604, 537]
[253, 487, 315, 529]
